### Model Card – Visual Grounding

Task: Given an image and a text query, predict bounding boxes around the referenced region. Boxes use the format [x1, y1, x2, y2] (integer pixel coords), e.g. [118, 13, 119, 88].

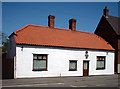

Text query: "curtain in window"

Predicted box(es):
[97, 61, 101, 68]
[34, 60, 46, 69]
[70, 62, 76, 69]
[100, 61, 104, 68]
[97, 61, 104, 68]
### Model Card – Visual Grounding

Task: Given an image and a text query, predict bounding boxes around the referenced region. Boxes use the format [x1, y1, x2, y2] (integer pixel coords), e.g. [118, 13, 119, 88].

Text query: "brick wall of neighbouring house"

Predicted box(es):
[118, 39, 120, 73]
[95, 16, 118, 73]
[95, 17, 118, 49]
[118, 39, 120, 64]
[2, 53, 14, 79]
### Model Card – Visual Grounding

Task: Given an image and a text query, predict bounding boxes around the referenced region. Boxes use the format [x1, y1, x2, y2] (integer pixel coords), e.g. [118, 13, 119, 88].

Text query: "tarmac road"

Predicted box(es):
[2, 74, 119, 88]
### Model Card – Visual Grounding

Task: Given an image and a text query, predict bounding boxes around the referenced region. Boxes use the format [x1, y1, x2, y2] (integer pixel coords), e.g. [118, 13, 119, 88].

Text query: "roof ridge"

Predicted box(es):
[76, 30, 94, 34]
[15, 24, 94, 34]
[108, 15, 120, 18]
[14, 24, 31, 33]
[25, 24, 94, 35]
[28, 24, 49, 28]
[29, 24, 71, 31]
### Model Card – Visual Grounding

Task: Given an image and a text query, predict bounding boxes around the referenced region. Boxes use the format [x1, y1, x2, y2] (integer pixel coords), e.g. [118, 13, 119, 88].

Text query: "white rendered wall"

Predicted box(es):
[15, 45, 114, 78]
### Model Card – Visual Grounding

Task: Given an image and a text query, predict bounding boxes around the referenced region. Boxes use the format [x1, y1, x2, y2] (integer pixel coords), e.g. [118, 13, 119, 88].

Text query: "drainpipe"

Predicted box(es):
[60, 73, 61, 77]
[14, 56, 16, 79]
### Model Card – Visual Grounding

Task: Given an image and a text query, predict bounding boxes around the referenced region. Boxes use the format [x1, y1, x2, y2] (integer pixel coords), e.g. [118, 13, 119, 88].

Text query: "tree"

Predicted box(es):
[0, 31, 2, 46]
[2, 39, 8, 53]
[2, 32, 8, 53]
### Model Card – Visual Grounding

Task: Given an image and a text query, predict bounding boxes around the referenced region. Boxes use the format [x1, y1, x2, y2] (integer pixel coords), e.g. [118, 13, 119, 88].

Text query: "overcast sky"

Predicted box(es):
[2, 2, 118, 36]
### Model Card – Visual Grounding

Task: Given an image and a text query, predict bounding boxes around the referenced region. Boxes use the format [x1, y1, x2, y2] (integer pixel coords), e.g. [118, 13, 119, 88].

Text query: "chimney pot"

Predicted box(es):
[103, 6, 109, 17]
[69, 19, 76, 31]
[48, 15, 55, 28]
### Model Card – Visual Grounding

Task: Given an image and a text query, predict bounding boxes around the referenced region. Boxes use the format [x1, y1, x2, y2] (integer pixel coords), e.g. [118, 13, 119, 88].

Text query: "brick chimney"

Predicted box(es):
[48, 15, 55, 28]
[103, 6, 109, 17]
[69, 19, 76, 31]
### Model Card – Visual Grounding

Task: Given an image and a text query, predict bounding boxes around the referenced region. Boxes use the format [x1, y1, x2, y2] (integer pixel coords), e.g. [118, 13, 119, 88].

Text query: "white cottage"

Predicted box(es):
[6, 15, 115, 78]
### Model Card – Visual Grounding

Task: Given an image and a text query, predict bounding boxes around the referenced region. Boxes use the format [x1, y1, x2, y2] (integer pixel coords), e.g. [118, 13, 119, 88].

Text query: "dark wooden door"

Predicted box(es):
[83, 61, 89, 76]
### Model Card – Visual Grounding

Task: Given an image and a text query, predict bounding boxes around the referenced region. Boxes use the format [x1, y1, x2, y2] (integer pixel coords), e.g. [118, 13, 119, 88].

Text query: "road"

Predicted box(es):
[2, 74, 119, 87]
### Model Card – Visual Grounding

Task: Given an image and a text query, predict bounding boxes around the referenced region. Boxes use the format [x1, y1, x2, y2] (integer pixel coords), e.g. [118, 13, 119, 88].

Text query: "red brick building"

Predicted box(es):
[94, 6, 120, 73]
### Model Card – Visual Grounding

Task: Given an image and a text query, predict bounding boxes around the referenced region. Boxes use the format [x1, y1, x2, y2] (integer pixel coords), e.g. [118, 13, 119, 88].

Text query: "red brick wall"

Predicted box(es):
[69, 19, 76, 31]
[95, 16, 118, 72]
[48, 15, 55, 28]
[2, 53, 14, 79]
[95, 16, 118, 49]
[118, 39, 120, 64]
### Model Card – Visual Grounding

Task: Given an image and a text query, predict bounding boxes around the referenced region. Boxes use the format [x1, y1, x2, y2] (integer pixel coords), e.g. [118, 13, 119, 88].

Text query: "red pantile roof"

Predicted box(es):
[12, 24, 114, 51]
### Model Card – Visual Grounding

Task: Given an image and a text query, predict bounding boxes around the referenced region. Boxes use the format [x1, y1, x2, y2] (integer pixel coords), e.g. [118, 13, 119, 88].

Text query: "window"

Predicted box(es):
[69, 60, 77, 71]
[96, 56, 105, 70]
[33, 54, 47, 71]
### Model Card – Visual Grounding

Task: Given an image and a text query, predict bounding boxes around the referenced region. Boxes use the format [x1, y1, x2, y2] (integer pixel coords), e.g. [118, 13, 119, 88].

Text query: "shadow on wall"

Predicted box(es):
[2, 53, 14, 79]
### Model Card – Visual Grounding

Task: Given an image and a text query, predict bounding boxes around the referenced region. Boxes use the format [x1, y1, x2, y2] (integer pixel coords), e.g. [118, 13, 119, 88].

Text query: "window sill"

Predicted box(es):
[96, 68, 105, 70]
[33, 69, 48, 71]
[69, 70, 77, 71]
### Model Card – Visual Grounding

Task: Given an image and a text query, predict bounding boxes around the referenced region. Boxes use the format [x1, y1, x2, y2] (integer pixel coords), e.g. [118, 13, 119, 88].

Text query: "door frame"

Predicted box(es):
[83, 60, 89, 76]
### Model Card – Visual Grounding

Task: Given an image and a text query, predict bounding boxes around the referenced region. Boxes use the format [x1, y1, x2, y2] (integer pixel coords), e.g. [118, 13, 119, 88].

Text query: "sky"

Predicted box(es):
[2, 2, 119, 37]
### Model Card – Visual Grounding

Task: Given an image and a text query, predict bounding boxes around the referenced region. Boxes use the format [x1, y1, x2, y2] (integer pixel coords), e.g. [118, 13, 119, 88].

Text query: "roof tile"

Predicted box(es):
[13, 24, 114, 51]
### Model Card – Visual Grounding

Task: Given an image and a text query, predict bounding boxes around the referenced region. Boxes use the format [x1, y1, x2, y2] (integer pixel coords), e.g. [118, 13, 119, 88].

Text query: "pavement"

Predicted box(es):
[1, 74, 120, 87]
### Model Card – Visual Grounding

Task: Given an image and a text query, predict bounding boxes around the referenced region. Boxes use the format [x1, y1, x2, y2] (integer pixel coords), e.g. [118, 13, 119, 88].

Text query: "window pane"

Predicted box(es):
[97, 61, 105, 68]
[39, 60, 46, 68]
[102, 58, 104, 60]
[97, 61, 101, 68]
[84, 62, 87, 69]
[100, 61, 104, 68]
[33, 55, 37, 59]
[34, 60, 39, 69]
[97, 56, 105, 69]
[97, 58, 99, 60]
[38, 55, 42, 59]
[70, 63, 76, 69]
[43, 56, 47, 59]
[69, 61, 76, 70]
[33, 60, 46, 69]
